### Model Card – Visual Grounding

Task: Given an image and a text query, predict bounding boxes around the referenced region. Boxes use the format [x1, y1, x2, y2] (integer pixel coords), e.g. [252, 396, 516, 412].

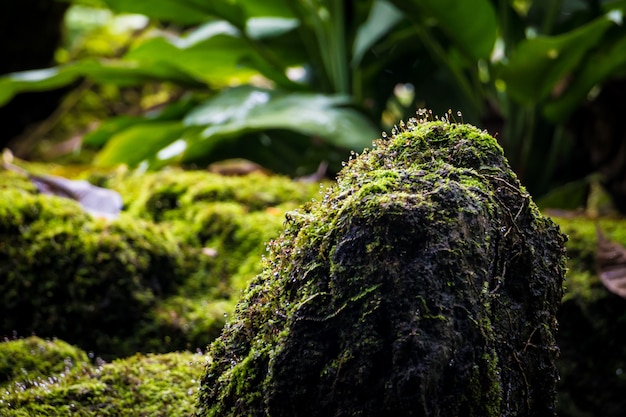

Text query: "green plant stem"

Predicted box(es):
[509, 105, 536, 181]
[413, 23, 483, 114]
[329, 0, 349, 94]
[295, 0, 350, 95]
[540, 124, 565, 187]
[239, 32, 300, 89]
[542, 0, 563, 35]
[293, 0, 335, 93]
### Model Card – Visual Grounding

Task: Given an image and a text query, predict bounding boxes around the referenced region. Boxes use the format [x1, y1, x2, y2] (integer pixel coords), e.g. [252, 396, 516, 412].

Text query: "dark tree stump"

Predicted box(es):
[197, 120, 567, 417]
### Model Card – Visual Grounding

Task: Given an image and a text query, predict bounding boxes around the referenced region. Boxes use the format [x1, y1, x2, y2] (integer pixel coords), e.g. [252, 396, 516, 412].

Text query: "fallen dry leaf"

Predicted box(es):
[595, 223, 626, 298]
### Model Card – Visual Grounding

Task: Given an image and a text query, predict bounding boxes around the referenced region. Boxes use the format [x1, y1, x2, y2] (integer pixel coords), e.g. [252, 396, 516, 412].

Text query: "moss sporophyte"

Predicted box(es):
[196, 115, 567, 416]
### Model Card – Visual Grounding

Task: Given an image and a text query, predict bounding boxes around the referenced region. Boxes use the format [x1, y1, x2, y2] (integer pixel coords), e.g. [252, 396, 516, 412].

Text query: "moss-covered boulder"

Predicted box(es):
[0, 169, 319, 358]
[197, 121, 567, 416]
[551, 216, 626, 417]
[0, 336, 89, 387]
[0, 337, 205, 416]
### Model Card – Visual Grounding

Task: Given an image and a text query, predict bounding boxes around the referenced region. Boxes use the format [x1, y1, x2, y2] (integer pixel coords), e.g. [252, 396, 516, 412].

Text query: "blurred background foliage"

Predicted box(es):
[1, 0, 626, 208]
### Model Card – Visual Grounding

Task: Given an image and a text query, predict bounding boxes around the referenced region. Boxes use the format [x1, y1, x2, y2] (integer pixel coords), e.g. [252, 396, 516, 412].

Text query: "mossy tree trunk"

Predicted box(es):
[197, 121, 567, 417]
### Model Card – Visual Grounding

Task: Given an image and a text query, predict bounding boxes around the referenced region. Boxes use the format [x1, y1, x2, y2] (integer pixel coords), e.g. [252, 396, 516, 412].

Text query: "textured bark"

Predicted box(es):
[197, 120, 567, 416]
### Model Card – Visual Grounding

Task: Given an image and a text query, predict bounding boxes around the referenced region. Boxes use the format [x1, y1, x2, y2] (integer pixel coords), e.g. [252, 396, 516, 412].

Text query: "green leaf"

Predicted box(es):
[391, 0, 497, 60]
[0, 59, 204, 107]
[100, 0, 297, 26]
[245, 17, 300, 40]
[543, 33, 626, 121]
[497, 15, 614, 104]
[0, 68, 74, 106]
[123, 22, 259, 86]
[352, 0, 404, 68]
[183, 86, 379, 151]
[183, 0, 296, 20]
[83, 116, 142, 147]
[94, 121, 191, 167]
[84, 96, 201, 147]
[101, 0, 213, 25]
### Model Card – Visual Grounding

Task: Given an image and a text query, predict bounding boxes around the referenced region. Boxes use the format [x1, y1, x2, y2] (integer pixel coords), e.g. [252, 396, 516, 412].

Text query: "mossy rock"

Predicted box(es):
[0, 337, 204, 417]
[197, 121, 567, 416]
[550, 216, 626, 417]
[0, 336, 89, 387]
[0, 169, 319, 358]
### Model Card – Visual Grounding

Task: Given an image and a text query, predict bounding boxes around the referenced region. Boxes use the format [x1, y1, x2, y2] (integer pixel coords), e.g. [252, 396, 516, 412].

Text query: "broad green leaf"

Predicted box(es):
[498, 16, 614, 104]
[83, 116, 142, 147]
[101, 0, 296, 26]
[223, 0, 295, 18]
[0, 68, 74, 106]
[0, 59, 204, 107]
[124, 19, 304, 87]
[101, 0, 213, 25]
[182, 0, 296, 20]
[245, 17, 300, 40]
[184, 86, 378, 150]
[94, 121, 191, 167]
[391, 0, 497, 60]
[123, 22, 258, 86]
[84, 95, 201, 147]
[543, 34, 626, 121]
[352, 0, 404, 67]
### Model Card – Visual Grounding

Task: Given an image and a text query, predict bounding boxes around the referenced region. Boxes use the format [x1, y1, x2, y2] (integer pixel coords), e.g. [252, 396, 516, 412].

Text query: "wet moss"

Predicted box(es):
[0, 168, 319, 358]
[550, 216, 626, 417]
[197, 121, 567, 416]
[0, 337, 205, 417]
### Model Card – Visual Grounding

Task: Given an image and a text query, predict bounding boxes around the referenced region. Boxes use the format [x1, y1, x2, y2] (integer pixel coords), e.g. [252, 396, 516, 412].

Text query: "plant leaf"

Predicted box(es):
[84, 96, 201, 147]
[101, 0, 214, 25]
[2, 159, 122, 219]
[123, 22, 259, 86]
[352, 0, 404, 68]
[94, 121, 194, 168]
[0, 59, 205, 107]
[245, 17, 300, 40]
[391, 0, 497, 60]
[543, 32, 626, 121]
[497, 15, 614, 105]
[596, 223, 626, 298]
[183, 86, 378, 150]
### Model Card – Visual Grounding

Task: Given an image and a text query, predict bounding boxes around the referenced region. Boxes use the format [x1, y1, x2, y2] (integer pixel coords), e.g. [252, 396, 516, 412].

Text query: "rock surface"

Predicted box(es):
[197, 120, 567, 416]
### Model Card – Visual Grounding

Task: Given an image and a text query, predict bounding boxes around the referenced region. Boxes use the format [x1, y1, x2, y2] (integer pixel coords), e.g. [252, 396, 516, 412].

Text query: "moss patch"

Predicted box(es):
[0, 337, 205, 417]
[197, 121, 567, 416]
[0, 337, 89, 387]
[550, 216, 626, 417]
[0, 168, 319, 358]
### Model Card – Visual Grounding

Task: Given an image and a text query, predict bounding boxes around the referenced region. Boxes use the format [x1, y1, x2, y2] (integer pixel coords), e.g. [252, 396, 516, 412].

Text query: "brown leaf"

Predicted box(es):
[595, 223, 626, 298]
[2, 150, 122, 219]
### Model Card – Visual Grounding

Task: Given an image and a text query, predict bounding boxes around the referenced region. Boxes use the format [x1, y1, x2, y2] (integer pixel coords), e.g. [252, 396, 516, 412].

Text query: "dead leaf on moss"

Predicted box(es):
[595, 223, 626, 298]
[2, 149, 123, 219]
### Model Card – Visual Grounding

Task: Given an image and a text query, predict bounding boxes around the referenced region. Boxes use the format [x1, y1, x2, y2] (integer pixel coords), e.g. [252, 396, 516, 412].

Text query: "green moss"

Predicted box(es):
[0, 337, 205, 417]
[550, 215, 626, 417]
[0, 185, 191, 358]
[0, 337, 89, 387]
[197, 121, 566, 416]
[0, 168, 319, 359]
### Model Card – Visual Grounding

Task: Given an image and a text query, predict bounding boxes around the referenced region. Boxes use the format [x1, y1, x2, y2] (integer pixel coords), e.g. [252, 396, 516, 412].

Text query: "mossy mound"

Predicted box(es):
[0, 169, 319, 358]
[0, 337, 89, 387]
[103, 170, 320, 292]
[197, 121, 567, 416]
[0, 337, 205, 417]
[550, 216, 626, 417]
